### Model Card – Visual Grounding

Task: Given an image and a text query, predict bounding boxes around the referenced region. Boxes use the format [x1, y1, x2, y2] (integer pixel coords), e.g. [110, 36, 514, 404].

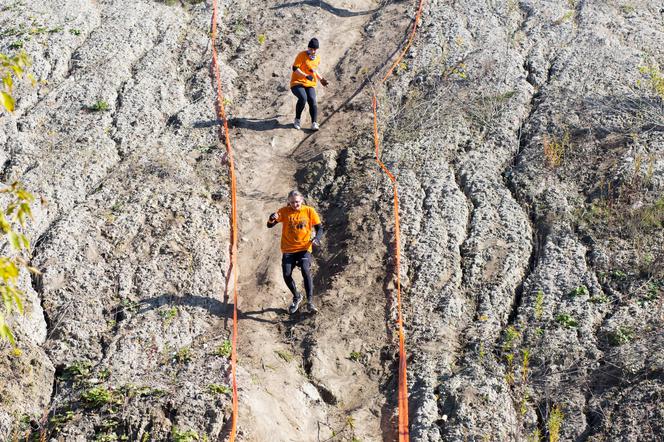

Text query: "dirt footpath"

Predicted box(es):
[222, 1, 411, 440]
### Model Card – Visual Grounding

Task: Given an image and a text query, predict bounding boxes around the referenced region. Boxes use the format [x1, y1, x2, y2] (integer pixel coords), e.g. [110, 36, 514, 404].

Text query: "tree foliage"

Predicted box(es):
[0, 182, 38, 345]
[0, 50, 33, 112]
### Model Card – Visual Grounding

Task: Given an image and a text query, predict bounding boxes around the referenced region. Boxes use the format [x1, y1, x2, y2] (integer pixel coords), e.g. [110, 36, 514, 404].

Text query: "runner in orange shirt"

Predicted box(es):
[290, 38, 329, 131]
[267, 190, 323, 313]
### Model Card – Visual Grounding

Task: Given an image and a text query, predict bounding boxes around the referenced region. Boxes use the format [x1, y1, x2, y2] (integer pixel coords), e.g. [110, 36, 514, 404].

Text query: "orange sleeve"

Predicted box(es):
[292, 52, 305, 69]
[277, 207, 287, 222]
[310, 207, 321, 226]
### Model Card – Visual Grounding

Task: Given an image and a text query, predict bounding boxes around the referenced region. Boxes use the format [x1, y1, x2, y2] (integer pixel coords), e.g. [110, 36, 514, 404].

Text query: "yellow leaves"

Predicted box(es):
[638, 63, 664, 100]
[7, 232, 21, 250]
[0, 50, 32, 112]
[3, 183, 35, 227]
[7, 231, 29, 250]
[0, 182, 37, 346]
[2, 73, 12, 90]
[0, 257, 20, 282]
[0, 91, 15, 112]
[257, 34, 266, 45]
[0, 213, 10, 234]
[0, 318, 15, 346]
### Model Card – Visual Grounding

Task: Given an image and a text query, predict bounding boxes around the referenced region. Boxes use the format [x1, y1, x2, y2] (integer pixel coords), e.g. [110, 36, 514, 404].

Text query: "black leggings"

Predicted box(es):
[291, 85, 317, 122]
[282, 251, 313, 301]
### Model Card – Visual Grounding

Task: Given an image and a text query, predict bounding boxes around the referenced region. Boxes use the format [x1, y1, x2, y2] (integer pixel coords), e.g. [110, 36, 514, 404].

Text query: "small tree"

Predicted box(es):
[0, 182, 39, 345]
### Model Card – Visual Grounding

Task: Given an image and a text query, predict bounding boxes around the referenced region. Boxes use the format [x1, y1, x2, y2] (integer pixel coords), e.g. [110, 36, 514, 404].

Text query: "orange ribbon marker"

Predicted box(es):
[210, 1, 239, 440]
[372, 0, 425, 440]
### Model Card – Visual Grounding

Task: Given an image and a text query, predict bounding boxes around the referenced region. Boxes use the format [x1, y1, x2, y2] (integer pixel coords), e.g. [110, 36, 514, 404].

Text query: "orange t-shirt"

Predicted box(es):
[276, 205, 321, 253]
[290, 50, 320, 88]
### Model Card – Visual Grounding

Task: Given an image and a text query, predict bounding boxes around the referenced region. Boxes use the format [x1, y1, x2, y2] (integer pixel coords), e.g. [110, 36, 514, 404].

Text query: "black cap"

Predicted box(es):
[308, 38, 320, 49]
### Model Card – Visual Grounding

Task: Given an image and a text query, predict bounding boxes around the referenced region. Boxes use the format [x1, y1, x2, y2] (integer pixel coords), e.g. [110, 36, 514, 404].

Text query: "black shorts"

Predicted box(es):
[281, 251, 312, 269]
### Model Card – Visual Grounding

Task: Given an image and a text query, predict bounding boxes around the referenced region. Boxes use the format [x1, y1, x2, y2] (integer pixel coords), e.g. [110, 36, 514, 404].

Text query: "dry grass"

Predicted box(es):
[543, 130, 570, 168]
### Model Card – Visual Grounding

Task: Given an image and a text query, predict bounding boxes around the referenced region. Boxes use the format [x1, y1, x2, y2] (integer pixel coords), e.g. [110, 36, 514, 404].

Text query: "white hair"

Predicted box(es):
[287, 190, 304, 202]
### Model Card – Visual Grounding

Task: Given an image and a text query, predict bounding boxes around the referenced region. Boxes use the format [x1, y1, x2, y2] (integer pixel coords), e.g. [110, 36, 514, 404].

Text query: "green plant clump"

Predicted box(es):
[49, 410, 75, 431]
[214, 339, 232, 357]
[608, 326, 634, 347]
[568, 285, 589, 298]
[61, 360, 93, 381]
[501, 325, 520, 352]
[555, 313, 578, 328]
[171, 427, 200, 442]
[88, 100, 110, 111]
[547, 404, 564, 442]
[81, 387, 116, 408]
[175, 347, 192, 364]
[638, 63, 664, 100]
[208, 383, 231, 395]
[275, 349, 293, 363]
[534, 289, 544, 320]
[589, 294, 609, 304]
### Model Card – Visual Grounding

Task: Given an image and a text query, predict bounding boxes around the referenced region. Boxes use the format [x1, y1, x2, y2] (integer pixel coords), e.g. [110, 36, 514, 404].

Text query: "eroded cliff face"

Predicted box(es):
[1, 0, 662, 441]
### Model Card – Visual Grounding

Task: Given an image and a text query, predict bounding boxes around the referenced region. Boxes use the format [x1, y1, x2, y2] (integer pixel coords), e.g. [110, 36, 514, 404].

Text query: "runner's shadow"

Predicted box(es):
[229, 117, 292, 131]
[136, 294, 289, 325]
[192, 117, 292, 131]
[271, 0, 377, 17]
[192, 119, 222, 128]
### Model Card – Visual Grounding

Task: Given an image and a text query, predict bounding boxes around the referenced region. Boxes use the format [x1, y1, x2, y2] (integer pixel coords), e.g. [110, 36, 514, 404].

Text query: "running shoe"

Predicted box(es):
[307, 301, 319, 314]
[288, 292, 303, 314]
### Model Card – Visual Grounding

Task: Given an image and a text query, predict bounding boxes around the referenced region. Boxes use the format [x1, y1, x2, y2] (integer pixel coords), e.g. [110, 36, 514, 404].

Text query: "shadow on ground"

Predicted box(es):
[271, 0, 377, 17]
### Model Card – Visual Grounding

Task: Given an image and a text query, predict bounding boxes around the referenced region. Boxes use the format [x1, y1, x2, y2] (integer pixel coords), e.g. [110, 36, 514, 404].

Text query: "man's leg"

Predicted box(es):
[291, 86, 307, 120]
[281, 253, 298, 296]
[299, 252, 317, 312]
[305, 87, 318, 123]
[282, 253, 303, 313]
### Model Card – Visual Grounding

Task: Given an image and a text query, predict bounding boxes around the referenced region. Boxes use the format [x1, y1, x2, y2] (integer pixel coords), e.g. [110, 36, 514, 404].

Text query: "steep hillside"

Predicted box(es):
[1, 0, 662, 441]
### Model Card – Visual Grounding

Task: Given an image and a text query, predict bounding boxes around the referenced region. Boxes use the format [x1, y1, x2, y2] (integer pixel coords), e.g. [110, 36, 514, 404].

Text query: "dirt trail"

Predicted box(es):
[219, 1, 397, 440]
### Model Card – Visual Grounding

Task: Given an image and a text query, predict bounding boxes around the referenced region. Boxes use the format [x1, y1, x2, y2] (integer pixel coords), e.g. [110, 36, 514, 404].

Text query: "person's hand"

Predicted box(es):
[320, 78, 329, 87]
[306, 74, 314, 81]
[269, 212, 278, 222]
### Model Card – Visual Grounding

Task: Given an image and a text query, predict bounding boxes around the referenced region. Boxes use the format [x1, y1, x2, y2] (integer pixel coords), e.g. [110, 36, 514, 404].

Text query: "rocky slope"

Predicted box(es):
[1, 0, 663, 441]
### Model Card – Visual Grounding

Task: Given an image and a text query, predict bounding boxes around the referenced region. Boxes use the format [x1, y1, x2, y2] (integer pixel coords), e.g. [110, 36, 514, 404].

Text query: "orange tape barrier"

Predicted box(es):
[372, 0, 425, 440]
[210, 1, 239, 440]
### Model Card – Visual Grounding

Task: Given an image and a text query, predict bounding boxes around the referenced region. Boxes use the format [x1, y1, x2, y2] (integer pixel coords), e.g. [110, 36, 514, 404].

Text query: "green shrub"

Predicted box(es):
[501, 325, 520, 352]
[608, 327, 634, 346]
[175, 347, 192, 364]
[81, 387, 116, 408]
[171, 427, 200, 442]
[547, 404, 564, 442]
[88, 100, 110, 112]
[214, 340, 232, 357]
[568, 285, 589, 298]
[638, 64, 664, 100]
[555, 313, 578, 328]
[208, 383, 231, 395]
[534, 289, 544, 320]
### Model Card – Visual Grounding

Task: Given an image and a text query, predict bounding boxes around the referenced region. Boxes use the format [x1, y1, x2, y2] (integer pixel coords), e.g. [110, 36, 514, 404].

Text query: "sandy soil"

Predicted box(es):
[218, 1, 410, 440]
